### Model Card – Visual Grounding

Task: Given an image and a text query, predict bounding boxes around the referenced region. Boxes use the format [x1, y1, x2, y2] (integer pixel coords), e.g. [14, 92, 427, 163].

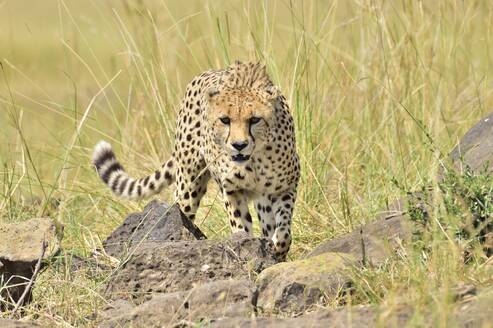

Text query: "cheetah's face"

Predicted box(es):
[206, 87, 279, 164]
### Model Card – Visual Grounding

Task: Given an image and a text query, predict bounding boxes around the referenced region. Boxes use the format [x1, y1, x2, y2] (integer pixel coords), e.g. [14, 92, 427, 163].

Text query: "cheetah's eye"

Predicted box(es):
[249, 117, 261, 125]
[219, 117, 230, 125]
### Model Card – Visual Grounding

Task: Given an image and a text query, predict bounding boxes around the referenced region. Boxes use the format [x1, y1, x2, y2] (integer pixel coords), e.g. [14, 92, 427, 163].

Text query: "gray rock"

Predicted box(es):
[97, 299, 135, 323]
[255, 252, 355, 314]
[449, 112, 493, 174]
[105, 232, 277, 303]
[100, 279, 254, 327]
[103, 200, 206, 258]
[210, 305, 412, 328]
[99, 292, 492, 328]
[0, 218, 62, 309]
[455, 288, 493, 327]
[308, 198, 413, 266]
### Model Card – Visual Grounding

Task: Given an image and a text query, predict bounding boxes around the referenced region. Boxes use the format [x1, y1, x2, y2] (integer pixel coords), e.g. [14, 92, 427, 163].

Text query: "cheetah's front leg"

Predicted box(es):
[223, 191, 253, 235]
[255, 195, 275, 239]
[271, 188, 297, 260]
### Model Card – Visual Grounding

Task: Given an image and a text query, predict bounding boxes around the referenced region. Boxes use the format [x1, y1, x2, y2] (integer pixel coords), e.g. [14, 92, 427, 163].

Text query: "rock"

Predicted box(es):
[100, 279, 254, 327]
[0, 218, 61, 263]
[450, 283, 477, 302]
[105, 232, 277, 303]
[210, 305, 412, 328]
[446, 113, 493, 256]
[98, 299, 135, 323]
[103, 201, 206, 258]
[308, 198, 412, 266]
[0, 218, 62, 309]
[0, 319, 40, 328]
[210, 317, 291, 328]
[255, 252, 355, 314]
[455, 287, 493, 327]
[449, 112, 493, 174]
[212, 293, 493, 328]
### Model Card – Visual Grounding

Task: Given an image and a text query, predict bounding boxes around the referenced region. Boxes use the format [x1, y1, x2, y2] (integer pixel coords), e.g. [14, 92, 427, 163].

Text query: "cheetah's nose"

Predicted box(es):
[231, 141, 248, 151]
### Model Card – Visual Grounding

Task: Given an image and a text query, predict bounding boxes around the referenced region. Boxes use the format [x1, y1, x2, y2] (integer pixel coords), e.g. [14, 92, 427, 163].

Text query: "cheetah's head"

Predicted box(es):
[206, 86, 279, 164]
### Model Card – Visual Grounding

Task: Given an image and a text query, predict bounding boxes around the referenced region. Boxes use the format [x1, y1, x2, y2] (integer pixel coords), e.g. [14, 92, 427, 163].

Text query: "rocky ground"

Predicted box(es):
[2, 113, 493, 327]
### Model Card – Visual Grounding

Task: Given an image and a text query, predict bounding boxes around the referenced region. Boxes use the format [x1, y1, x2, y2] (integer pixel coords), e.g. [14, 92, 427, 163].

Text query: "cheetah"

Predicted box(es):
[92, 61, 300, 259]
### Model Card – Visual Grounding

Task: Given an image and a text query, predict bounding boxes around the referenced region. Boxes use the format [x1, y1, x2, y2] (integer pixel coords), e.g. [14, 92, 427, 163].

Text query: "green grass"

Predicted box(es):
[1, 0, 493, 326]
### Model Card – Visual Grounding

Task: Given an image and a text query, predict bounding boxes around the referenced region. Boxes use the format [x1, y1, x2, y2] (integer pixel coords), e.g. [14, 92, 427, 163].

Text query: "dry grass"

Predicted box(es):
[1, 0, 493, 326]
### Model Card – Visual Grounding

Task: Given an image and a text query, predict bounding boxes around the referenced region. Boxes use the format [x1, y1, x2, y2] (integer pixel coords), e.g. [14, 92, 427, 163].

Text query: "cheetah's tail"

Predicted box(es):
[92, 141, 175, 200]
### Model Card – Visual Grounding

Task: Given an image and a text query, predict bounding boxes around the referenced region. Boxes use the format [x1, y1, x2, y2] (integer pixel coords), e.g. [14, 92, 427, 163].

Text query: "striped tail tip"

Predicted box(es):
[92, 141, 124, 184]
[92, 141, 114, 167]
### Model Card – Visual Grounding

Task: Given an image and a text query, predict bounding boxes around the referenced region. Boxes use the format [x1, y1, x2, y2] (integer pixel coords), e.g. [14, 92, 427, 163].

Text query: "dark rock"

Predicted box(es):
[308, 198, 412, 266]
[255, 252, 355, 314]
[0, 218, 62, 310]
[449, 112, 493, 174]
[0, 319, 40, 328]
[103, 201, 206, 258]
[100, 279, 254, 327]
[105, 232, 277, 303]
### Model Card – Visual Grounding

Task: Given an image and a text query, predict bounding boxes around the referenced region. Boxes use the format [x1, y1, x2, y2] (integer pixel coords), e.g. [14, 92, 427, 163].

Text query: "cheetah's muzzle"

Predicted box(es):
[232, 154, 250, 163]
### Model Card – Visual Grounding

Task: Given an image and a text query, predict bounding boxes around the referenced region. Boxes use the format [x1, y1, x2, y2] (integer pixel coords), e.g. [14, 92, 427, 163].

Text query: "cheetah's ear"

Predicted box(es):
[206, 87, 220, 102]
[265, 86, 280, 103]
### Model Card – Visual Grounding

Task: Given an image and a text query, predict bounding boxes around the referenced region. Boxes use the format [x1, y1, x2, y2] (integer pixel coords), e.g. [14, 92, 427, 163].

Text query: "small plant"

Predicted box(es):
[406, 164, 493, 259]
[440, 165, 493, 258]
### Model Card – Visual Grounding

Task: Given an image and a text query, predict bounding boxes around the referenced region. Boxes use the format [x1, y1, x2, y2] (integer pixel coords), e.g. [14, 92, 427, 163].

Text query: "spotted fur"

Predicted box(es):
[92, 61, 300, 259]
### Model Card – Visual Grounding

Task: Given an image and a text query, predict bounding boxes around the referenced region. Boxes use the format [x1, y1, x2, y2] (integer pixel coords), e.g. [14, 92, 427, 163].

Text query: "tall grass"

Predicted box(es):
[1, 0, 492, 325]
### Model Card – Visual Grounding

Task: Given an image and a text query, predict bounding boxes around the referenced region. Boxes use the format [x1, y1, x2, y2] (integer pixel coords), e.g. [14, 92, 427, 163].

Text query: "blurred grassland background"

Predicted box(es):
[1, 0, 493, 326]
